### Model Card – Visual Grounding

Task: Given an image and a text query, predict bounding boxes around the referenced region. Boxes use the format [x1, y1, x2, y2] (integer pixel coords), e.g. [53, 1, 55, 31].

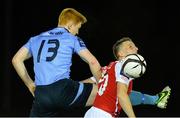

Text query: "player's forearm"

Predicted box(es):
[118, 93, 136, 117]
[78, 49, 102, 82]
[12, 58, 34, 87]
[89, 61, 101, 82]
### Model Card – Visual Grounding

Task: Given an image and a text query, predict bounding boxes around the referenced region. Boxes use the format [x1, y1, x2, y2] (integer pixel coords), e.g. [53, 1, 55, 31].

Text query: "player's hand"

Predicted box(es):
[27, 82, 36, 97]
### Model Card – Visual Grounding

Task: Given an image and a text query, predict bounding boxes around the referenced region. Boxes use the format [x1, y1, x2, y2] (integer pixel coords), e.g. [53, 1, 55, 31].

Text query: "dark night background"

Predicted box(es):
[1, 0, 179, 117]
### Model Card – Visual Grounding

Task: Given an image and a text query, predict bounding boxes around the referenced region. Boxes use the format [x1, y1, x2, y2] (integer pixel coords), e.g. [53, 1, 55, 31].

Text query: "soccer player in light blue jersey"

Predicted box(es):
[12, 8, 171, 117]
[12, 8, 101, 117]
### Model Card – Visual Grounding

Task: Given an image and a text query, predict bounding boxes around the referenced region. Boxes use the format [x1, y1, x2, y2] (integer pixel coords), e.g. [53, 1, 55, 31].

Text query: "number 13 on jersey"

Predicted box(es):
[37, 39, 60, 63]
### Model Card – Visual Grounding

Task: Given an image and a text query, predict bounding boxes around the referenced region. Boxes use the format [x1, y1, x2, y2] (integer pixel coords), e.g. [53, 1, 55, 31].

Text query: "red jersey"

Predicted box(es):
[93, 61, 133, 117]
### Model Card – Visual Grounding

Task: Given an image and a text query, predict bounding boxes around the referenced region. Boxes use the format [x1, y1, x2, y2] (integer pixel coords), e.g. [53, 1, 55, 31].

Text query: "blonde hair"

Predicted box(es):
[112, 37, 132, 59]
[58, 8, 87, 26]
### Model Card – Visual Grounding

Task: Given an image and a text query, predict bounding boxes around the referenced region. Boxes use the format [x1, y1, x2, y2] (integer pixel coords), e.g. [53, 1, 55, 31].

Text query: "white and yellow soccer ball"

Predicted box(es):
[121, 53, 147, 78]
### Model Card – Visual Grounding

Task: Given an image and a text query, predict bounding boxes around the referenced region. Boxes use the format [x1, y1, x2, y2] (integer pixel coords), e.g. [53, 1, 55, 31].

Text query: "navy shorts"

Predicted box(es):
[30, 79, 92, 117]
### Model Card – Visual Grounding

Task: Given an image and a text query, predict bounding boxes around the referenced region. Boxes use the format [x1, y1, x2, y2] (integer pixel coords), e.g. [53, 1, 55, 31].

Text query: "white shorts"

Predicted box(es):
[84, 106, 113, 118]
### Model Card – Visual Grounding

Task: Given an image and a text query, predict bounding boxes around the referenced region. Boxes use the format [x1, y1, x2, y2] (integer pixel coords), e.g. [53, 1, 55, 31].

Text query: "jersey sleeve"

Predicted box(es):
[115, 62, 129, 85]
[74, 37, 87, 53]
[23, 38, 33, 55]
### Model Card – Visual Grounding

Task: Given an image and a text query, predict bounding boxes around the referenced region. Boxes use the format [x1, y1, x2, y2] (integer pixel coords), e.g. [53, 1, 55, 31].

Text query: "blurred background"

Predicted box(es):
[2, 0, 179, 116]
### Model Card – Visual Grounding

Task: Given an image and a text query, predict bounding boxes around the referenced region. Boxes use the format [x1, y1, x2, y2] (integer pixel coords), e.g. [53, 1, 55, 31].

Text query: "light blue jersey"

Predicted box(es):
[24, 27, 87, 85]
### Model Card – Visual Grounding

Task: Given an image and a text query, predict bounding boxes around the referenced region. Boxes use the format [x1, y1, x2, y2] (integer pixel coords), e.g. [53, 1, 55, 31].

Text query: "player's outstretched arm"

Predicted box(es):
[78, 49, 101, 82]
[12, 47, 35, 97]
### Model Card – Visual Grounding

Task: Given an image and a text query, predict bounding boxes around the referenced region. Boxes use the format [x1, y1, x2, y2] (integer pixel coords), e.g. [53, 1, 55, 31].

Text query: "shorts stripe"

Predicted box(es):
[69, 82, 84, 105]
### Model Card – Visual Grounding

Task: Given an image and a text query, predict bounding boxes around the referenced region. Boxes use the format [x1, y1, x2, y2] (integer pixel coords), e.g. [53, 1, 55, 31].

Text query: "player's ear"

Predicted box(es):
[117, 51, 124, 59]
[67, 24, 72, 30]
[67, 21, 73, 30]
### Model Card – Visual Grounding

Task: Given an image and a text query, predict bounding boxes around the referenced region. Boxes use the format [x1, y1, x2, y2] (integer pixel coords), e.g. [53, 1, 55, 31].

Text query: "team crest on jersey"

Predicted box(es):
[77, 37, 86, 47]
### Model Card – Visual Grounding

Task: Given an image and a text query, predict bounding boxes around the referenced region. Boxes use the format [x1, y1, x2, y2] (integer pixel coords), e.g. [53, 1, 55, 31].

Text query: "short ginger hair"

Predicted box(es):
[58, 8, 87, 26]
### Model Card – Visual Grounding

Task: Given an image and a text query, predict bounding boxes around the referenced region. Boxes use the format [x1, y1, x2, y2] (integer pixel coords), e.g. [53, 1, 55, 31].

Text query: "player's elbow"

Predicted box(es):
[12, 55, 18, 66]
[12, 54, 22, 66]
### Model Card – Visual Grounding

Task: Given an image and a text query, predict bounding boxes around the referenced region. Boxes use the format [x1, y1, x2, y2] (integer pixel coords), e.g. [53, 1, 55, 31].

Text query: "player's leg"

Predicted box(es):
[129, 90, 158, 106]
[129, 86, 171, 108]
[69, 82, 97, 108]
[85, 84, 98, 106]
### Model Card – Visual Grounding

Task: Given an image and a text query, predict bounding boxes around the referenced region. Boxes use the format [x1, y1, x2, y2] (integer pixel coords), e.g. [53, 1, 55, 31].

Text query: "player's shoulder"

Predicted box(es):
[113, 60, 122, 67]
[27, 35, 39, 43]
[75, 36, 86, 46]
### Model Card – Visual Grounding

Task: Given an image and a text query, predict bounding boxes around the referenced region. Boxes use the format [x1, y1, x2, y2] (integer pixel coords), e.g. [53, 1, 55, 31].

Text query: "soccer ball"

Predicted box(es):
[121, 54, 147, 78]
